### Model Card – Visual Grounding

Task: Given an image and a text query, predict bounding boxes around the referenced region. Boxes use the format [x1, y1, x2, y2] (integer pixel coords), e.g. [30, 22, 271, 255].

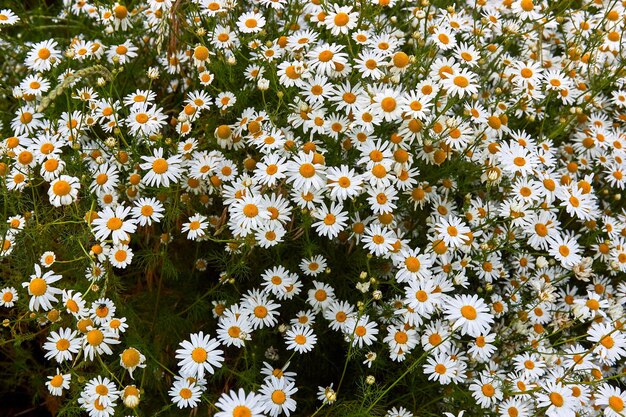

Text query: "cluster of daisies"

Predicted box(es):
[2, 0, 626, 416]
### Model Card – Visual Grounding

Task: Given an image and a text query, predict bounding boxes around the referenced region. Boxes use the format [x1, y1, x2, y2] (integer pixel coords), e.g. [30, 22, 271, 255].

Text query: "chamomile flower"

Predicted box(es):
[0, 9, 19, 26]
[131, 197, 165, 226]
[536, 379, 576, 417]
[20, 74, 50, 96]
[312, 202, 348, 239]
[345, 315, 379, 348]
[139, 148, 184, 187]
[259, 376, 298, 417]
[260, 361, 298, 383]
[0, 287, 18, 307]
[384, 325, 418, 357]
[237, 12, 266, 33]
[216, 91, 237, 110]
[106, 41, 138, 64]
[285, 324, 317, 353]
[300, 255, 327, 276]
[43, 327, 81, 363]
[548, 233, 582, 268]
[444, 294, 494, 337]
[126, 104, 167, 137]
[82, 327, 121, 361]
[261, 266, 293, 296]
[307, 43, 348, 76]
[468, 374, 503, 409]
[7, 214, 26, 231]
[175, 331, 224, 379]
[109, 3, 132, 30]
[324, 300, 355, 331]
[254, 154, 288, 187]
[119, 347, 146, 378]
[367, 185, 398, 215]
[326, 166, 363, 202]
[317, 384, 336, 405]
[22, 264, 63, 311]
[90, 163, 119, 194]
[62, 290, 86, 317]
[214, 389, 265, 417]
[169, 377, 203, 409]
[46, 369, 71, 396]
[48, 175, 81, 207]
[441, 68, 478, 98]
[404, 278, 442, 319]
[78, 394, 115, 417]
[91, 298, 115, 325]
[123, 89, 157, 108]
[354, 50, 386, 80]
[109, 243, 134, 269]
[285, 151, 326, 193]
[91, 205, 137, 244]
[435, 216, 471, 249]
[325, 4, 358, 36]
[25, 39, 61, 72]
[423, 352, 459, 385]
[498, 141, 540, 177]
[83, 376, 120, 407]
[362, 224, 395, 257]
[587, 322, 626, 364]
[372, 89, 406, 122]
[182, 214, 209, 240]
[242, 290, 281, 330]
[395, 248, 433, 282]
[307, 281, 335, 311]
[595, 384, 626, 417]
[229, 194, 267, 237]
[217, 309, 253, 348]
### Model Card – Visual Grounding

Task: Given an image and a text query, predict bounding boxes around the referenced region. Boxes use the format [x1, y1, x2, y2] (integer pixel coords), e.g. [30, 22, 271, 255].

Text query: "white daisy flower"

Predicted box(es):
[169, 376, 204, 409]
[259, 376, 298, 417]
[43, 327, 81, 363]
[0, 286, 18, 307]
[215, 388, 265, 417]
[91, 205, 138, 244]
[48, 175, 81, 207]
[46, 369, 71, 397]
[175, 331, 224, 379]
[21, 264, 63, 311]
[139, 148, 184, 187]
[285, 324, 317, 353]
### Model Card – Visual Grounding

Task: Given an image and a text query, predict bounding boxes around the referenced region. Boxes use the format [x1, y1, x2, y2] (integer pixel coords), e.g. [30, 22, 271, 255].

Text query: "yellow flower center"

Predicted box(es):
[299, 163, 316, 178]
[609, 396, 625, 412]
[29, 278, 47, 296]
[334, 12, 349, 26]
[254, 305, 268, 318]
[56, 339, 70, 351]
[179, 388, 193, 399]
[49, 374, 65, 388]
[191, 347, 207, 363]
[107, 217, 123, 230]
[52, 180, 71, 196]
[272, 390, 287, 404]
[152, 158, 168, 174]
[87, 329, 104, 346]
[460, 305, 477, 320]
[233, 405, 252, 417]
[549, 392, 564, 407]
[122, 348, 141, 367]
